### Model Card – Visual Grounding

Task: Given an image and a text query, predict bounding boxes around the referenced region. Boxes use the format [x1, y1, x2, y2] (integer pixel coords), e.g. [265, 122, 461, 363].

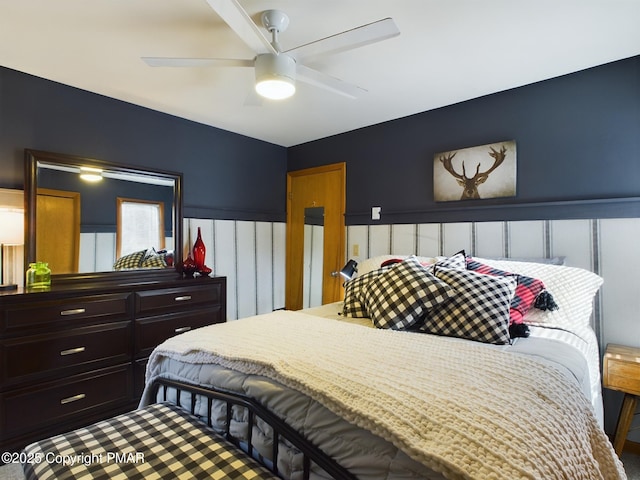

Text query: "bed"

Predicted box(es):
[138, 253, 626, 479]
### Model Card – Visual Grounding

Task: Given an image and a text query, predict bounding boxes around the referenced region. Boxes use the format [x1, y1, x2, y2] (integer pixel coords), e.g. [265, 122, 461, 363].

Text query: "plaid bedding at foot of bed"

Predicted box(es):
[21, 402, 279, 480]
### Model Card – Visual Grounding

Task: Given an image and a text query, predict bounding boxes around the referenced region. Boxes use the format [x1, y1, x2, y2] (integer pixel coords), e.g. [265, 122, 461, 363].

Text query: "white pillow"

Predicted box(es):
[471, 257, 603, 330]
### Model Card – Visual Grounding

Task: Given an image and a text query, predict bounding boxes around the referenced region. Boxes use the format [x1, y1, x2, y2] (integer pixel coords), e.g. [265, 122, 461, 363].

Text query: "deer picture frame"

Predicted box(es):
[433, 140, 517, 202]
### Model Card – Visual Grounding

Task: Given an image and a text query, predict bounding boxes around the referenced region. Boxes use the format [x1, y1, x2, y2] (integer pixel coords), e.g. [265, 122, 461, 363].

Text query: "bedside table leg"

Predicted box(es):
[613, 393, 638, 456]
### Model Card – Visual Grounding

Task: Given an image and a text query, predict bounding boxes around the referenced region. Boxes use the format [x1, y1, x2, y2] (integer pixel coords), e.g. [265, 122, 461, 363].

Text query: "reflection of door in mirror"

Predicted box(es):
[286, 163, 345, 311]
[36, 188, 80, 274]
[303, 206, 324, 308]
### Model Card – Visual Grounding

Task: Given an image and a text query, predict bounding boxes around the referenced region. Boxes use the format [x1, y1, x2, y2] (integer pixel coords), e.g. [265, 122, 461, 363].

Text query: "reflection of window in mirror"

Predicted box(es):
[116, 198, 164, 258]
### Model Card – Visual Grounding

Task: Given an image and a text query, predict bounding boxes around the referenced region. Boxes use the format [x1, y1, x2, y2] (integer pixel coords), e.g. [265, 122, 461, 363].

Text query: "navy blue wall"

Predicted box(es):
[38, 168, 174, 234]
[0, 67, 287, 222]
[288, 56, 640, 224]
[2, 56, 639, 227]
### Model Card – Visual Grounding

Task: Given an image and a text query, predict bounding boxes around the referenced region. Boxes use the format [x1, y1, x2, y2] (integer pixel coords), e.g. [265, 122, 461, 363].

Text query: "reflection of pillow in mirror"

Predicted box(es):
[141, 254, 167, 268]
[113, 249, 147, 270]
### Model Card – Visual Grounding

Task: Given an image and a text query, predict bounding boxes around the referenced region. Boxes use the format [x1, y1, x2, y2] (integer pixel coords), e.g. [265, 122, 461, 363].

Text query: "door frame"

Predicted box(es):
[286, 163, 346, 311]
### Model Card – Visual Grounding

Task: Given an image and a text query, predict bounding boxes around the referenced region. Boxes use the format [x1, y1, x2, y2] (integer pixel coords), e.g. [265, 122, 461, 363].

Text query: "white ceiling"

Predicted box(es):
[1, 1, 639, 147]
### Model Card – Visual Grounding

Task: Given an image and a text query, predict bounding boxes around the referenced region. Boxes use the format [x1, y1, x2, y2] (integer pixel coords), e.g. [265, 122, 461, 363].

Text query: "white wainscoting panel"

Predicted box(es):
[369, 224, 391, 258]
[347, 218, 640, 353]
[255, 222, 275, 315]
[79, 232, 116, 273]
[416, 224, 440, 257]
[272, 223, 286, 311]
[236, 221, 258, 319]
[346, 225, 368, 260]
[599, 218, 640, 345]
[550, 220, 593, 270]
[183, 219, 286, 321]
[210, 219, 237, 320]
[96, 233, 116, 272]
[79, 233, 97, 273]
[442, 223, 473, 255]
[507, 220, 546, 258]
[391, 224, 416, 257]
[474, 222, 504, 258]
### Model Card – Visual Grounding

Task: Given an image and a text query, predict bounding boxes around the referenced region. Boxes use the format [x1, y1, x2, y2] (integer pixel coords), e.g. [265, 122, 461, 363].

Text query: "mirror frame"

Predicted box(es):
[24, 149, 183, 285]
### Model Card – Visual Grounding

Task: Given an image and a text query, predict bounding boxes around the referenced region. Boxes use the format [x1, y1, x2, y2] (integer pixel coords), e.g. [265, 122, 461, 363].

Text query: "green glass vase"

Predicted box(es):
[26, 262, 51, 290]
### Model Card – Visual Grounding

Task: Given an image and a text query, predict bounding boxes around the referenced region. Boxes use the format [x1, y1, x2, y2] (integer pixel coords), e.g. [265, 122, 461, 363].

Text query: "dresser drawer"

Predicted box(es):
[136, 283, 221, 314]
[1, 293, 132, 334]
[135, 306, 223, 357]
[1, 364, 133, 436]
[1, 322, 132, 383]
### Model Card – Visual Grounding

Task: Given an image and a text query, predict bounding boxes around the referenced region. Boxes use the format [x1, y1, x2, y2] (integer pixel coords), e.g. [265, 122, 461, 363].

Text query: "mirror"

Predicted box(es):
[24, 149, 183, 283]
[302, 206, 324, 308]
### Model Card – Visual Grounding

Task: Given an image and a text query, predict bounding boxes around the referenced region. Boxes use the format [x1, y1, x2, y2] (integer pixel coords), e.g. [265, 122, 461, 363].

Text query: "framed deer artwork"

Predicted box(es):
[433, 140, 516, 201]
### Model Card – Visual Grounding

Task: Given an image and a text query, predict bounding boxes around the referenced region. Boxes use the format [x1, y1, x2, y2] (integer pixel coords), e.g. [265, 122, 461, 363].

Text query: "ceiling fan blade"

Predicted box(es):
[142, 57, 253, 68]
[204, 0, 276, 55]
[296, 64, 366, 99]
[286, 17, 399, 62]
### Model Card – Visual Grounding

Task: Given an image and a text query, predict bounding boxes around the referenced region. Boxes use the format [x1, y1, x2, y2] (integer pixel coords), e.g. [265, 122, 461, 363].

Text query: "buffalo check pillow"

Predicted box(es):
[431, 251, 467, 271]
[362, 256, 451, 330]
[420, 268, 517, 344]
[343, 268, 389, 318]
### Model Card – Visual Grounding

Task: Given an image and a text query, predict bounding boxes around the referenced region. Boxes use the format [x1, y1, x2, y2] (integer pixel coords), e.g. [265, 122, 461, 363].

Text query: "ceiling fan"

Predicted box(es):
[142, 0, 400, 101]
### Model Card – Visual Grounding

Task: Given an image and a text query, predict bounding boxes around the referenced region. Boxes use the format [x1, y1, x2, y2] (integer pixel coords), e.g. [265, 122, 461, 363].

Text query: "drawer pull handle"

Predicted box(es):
[60, 308, 86, 316]
[174, 295, 192, 302]
[175, 326, 192, 334]
[60, 346, 86, 356]
[60, 393, 85, 405]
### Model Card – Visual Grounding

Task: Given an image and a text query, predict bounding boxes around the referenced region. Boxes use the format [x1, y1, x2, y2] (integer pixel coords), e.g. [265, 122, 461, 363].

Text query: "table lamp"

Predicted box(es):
[0, 208, 24, 291]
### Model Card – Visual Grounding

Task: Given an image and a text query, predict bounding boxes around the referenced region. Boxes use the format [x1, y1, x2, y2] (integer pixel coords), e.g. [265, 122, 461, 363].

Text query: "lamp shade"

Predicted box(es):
[0, 209, 24, 245]
[255, 53, 296, 100]
[339, 259, 358, 281]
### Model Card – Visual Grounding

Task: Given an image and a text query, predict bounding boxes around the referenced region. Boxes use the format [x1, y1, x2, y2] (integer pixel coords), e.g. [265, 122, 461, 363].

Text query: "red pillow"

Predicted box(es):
[465, 258, 545, 325]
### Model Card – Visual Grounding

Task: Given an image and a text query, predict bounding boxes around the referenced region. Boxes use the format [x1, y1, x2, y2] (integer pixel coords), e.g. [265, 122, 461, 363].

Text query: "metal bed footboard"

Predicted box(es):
[150, 378, 357, 480]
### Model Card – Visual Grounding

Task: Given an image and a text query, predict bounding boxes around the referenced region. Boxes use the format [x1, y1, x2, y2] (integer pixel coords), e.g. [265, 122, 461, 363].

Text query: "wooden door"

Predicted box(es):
[286, 163, 345, 310]
[36, 188, 80, 274]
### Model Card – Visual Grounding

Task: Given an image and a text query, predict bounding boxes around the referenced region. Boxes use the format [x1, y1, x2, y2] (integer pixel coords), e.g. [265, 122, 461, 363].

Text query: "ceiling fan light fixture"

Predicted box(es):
[79, 166, 103, 183]
[255, 53, 296, 100]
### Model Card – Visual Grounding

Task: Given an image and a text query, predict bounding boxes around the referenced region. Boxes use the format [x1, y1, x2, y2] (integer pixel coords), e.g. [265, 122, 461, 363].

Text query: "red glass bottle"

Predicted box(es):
[192, 227, 206, 270]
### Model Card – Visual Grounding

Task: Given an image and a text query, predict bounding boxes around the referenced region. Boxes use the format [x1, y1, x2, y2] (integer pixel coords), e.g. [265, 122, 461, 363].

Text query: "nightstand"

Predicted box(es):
[603, 343, 640, 455]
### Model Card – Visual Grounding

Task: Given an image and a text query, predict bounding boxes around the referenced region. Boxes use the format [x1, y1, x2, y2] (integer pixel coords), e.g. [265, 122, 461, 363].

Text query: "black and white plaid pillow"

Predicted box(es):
[431, 250, 466, 271]
[113, 249, 147, 270]
[343, 268, 389, 317]
[420, 268, 516, 344]
[362, 257, 451, 330]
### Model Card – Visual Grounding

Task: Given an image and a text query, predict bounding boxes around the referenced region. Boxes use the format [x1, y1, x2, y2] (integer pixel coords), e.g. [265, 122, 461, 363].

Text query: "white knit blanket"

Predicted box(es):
[148, 310, 626, 480]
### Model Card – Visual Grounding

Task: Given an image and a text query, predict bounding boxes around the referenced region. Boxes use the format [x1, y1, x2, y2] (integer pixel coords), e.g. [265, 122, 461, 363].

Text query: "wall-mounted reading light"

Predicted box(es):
[337, 259, 358, 282]
[79, 166, 103, 182]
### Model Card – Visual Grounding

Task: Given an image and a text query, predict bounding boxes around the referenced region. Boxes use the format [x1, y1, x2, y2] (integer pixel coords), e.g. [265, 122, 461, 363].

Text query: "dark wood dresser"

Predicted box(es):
[0, 275, 226, 453]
